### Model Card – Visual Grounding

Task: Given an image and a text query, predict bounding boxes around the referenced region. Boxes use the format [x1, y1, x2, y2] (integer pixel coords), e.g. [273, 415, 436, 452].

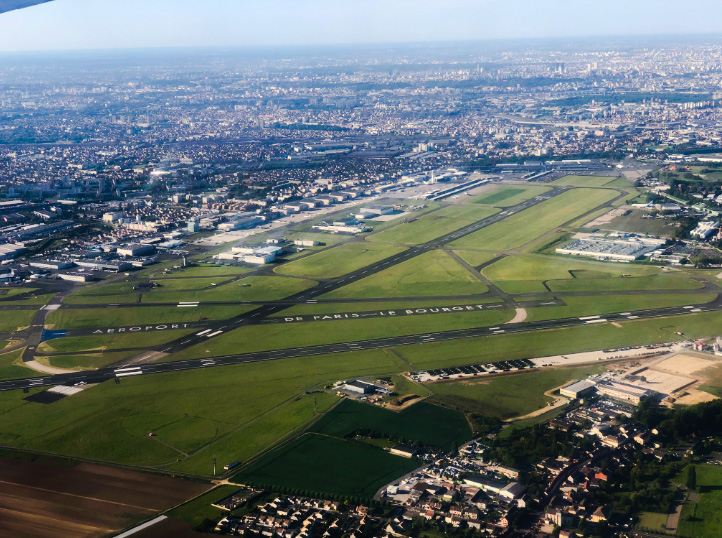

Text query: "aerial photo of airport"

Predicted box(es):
[2, 1, 722, 537]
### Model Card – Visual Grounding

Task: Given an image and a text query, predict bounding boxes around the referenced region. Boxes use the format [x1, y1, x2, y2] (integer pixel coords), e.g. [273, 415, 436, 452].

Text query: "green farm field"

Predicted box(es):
[310, 399, 471, 452]
[235, 433, 419, 498]
[449, 188, 619, 251]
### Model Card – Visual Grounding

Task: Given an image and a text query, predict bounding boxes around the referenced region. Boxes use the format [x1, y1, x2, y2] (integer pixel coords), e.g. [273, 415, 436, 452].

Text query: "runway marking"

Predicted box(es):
[196, 329, 212, 336]
[206, 330, 223, 338]
[585, 319, 608, 324]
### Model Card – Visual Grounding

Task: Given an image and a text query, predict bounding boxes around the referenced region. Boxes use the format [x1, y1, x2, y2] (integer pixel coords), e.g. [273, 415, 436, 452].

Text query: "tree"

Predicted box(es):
[687, 465, 697, 490]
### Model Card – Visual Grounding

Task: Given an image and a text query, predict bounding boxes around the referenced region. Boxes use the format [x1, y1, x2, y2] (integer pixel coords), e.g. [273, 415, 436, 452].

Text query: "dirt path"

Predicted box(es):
[504, 384, 569, 422]
[666, 490, 687, 532]
[23, 358, 77, 375]
[507, 307, 527, 324]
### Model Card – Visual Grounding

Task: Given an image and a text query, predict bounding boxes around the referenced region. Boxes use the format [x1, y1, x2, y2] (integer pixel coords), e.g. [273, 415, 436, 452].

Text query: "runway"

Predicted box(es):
[1, 297, 719, 392]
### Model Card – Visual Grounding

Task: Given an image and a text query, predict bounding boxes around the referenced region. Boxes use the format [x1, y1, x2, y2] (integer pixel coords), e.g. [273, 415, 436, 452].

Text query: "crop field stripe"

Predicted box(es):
[0, 478, 156, 511]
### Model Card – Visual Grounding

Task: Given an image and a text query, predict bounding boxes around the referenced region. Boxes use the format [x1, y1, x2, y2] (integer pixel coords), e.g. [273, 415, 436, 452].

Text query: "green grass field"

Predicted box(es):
[36, 329, 195, 354]
[450, 188, 618, 251]
[234, 433, 419, 498]
[45, 305, 255, 330]
[0, 350, 39, 381]
[526, 294, 717, 322]
[145, 275, 316, 303]
[367, 206, 499, 245]
[310, 399, 471, 452]
[275, 243, 406, 279]
[548, 274, 703, 292]
[676, 465, 722, 537]
[398, 310, 722, 369]
[470, 184, 551, 207]
[551, 175, 619, 187]
[154, 265, 253, 278]
[65, 276, 316, 305]
[391, 374, 431, 399]
[274, 298, 501, 317]
[322, 250, 489, 299]
[636, 511, 668, 532]
[0, 348, 400, 472]
[167, 307, 514, 361]
[604, 209, 680, 237]
[40, 351, 140, 371]
[75, 277, 236, 295]
[481, 254, 700, 293]
[428, 364, 604, 419]
[0, 292, 56, 306]
[168, 485, 236, 528]
[452, 250, 500, 268]
[0, 309, 36, 332]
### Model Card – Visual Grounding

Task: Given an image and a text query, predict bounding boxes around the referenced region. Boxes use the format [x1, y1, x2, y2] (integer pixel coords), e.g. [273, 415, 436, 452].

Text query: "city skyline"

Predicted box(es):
[2, 0, 722, 53]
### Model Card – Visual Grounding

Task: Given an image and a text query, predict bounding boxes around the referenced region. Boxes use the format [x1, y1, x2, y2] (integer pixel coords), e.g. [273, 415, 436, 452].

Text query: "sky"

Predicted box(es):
[1, 0, 722, 52]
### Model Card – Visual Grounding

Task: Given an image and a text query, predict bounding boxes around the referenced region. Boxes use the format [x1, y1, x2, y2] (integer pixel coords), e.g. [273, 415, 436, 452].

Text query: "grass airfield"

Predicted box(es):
[2, 174, 722, 488]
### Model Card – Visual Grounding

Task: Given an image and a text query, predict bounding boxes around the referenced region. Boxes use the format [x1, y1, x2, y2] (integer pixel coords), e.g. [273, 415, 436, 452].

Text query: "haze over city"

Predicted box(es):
[2, 0, 722, 52]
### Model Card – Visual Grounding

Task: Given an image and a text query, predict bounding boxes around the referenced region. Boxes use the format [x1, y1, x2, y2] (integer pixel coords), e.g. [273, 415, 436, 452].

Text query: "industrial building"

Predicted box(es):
[75, 260, 132, 272]
[356, 205, 396, 219]
[313, 218, 369, 235]
[215, 244, 283, 265]
[58, 271, 97, 283]
[343, 380, 377, 394]
[556, 236, 664, 262]
[294, 239, 320, 247]
[560, 380, 596, 399]
[217, 212, 263, 232]
[597, 381, 651, 404]
[29, 259, 74, 270]
[0, 243, 26, 261]
[117, 244, 156, 257]
[690, 220, 719, 240]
